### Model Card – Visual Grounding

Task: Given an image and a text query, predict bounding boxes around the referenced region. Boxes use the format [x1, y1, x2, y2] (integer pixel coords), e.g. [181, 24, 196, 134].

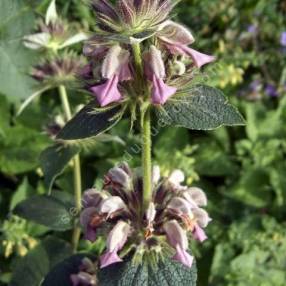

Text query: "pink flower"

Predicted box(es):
[158, 21, 215, 68]
[191, 208, 211, 242]
[100, 221, 131, 268]
[192, 224, 208, 242]
[180, 46, 216, 68]
[164, 220, 194, 268]
[167, 193, 210, 243]
[90, 45, 132, 107]
[144, 45, 177, 104]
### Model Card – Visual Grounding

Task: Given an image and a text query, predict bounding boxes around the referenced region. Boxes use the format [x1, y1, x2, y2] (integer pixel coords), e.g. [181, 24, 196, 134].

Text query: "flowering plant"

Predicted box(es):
[11, 0, 244, 285]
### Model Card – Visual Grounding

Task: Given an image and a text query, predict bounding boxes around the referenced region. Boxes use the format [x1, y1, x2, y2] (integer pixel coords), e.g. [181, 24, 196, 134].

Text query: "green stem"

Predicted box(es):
[58, 85, 82, 253]
[132, 43, 152, 211]
[132, 43, 144, 78]
[141, 108, 152, 211]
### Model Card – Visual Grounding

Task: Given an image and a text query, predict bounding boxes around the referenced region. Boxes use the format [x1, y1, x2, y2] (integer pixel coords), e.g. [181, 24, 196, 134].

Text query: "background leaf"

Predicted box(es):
[40, 143, 80, 192]
[0, 0, 37, 102]
[42, 254, 96, 286]
[10, 236, 72, 286]
[13, 195, 73, 231]
[0, 126, 49, 175]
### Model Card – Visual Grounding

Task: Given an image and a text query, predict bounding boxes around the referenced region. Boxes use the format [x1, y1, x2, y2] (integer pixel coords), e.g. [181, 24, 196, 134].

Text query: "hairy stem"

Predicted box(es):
[141, 108, 152, 211]
[132, 43, 153, 211]
[58, 85, 82, 253]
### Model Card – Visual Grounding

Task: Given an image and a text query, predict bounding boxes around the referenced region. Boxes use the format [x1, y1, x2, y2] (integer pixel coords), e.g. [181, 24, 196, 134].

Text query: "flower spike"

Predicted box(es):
[79, 164, 211, 269]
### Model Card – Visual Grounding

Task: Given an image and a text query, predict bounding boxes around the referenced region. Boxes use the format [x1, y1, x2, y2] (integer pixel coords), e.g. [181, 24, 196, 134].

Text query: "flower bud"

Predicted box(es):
[82, 188, 109, 209]
[192, 208, 211, 228]
[168, 169, 185, 186]
[152, 165, 161, 185]
[182, 187, 207, 207]
[167, 197, 193, 218]
[146, 202, 156, 224]
[106, 165, 132, 190]
[158, 20, 195, 46]
[102, 45, 123, 79]
[100, 196, 127, 218]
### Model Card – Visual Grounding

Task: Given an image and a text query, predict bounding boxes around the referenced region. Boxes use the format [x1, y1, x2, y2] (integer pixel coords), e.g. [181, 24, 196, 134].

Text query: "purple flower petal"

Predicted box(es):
[84, 226, 97, 242]
[80, 207, 99, 242]
[99, 221, 130, 268]
[247, 25, 257, 34]
[182, 46, 216, 68]
[118, 61, 132, 81]
[164, 220, 194, 267]
[100, 250, 123, 268]
[90, 75, 122, 107]
[82, 189, 107, 208]
[265, 84, 279, 97]
[280, 32, 286, 47]
[192, 225, 208, 242]
[151, 75, 177, 105]
[173, 246, 194, 268]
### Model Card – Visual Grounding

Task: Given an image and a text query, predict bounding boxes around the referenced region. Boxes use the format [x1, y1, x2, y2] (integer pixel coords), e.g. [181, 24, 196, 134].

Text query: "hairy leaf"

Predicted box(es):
[57, 101, 124, 140]
[98, 258, 197, 286]
[156, 85, 245, 130]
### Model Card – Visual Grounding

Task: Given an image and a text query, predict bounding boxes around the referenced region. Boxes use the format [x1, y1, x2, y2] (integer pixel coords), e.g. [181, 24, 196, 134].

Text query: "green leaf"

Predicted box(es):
[0, 95, 9, 134]
[10, 177, 34, 210]
[226, 168, 271, 208]
[13, 195, 73, 231]
[193, 139, 239, 176]
[42, 254, 96, 286]
[98, 258, 197, 286]
[40, 143, 80, 192]
[10, 242, 49, 286]
[57, 101, 124, 140]
[156, 85, 245, 130]
[0, 125, 49, 175]
[0, 0, 37, 102]
[10, 236, 72, 286]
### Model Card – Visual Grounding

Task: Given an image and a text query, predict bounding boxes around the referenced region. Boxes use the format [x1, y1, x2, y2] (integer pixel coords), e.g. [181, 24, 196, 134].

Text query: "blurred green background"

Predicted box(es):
[0, 0, 286, 285]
